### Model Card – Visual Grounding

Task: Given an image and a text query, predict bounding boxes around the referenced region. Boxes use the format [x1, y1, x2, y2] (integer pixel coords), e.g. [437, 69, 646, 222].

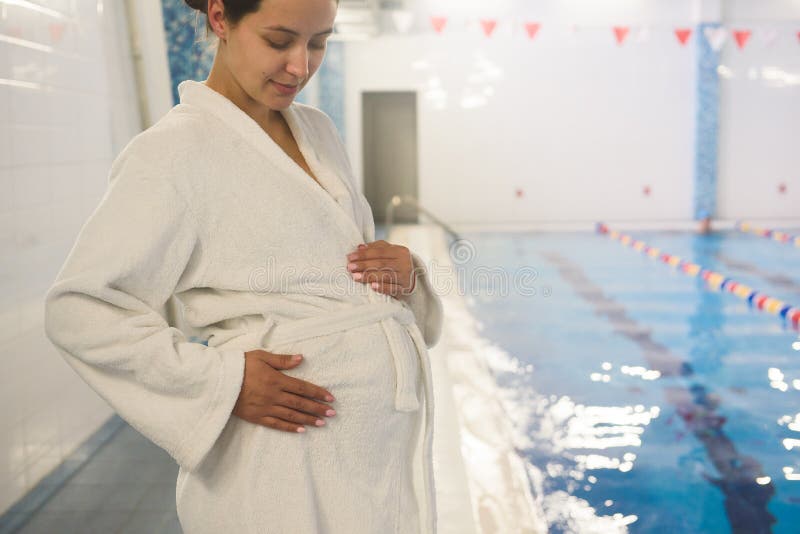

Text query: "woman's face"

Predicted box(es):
[212, 0, 337, 111]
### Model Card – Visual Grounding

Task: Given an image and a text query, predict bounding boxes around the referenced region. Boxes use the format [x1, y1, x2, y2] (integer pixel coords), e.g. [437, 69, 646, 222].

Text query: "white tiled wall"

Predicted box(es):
[0, 0, 141, 515]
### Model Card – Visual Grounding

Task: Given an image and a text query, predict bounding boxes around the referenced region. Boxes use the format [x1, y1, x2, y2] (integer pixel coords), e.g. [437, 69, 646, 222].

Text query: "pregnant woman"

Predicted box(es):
[43, 0, 443, 532]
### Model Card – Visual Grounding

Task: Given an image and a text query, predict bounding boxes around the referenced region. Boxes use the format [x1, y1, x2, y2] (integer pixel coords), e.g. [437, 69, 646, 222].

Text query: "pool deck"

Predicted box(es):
[388, 224, 548, 534]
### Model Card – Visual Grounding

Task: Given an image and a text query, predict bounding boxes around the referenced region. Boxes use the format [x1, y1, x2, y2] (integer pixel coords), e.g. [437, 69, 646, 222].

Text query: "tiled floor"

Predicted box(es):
[11, 424, 181, 534]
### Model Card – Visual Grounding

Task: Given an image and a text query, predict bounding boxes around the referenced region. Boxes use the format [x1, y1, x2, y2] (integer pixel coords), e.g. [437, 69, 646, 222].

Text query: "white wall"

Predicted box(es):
[0, 0, 142, 515]
[346, 0, 698, 225]
[717, 0, 800, 219]
[344, 0, 800, 225]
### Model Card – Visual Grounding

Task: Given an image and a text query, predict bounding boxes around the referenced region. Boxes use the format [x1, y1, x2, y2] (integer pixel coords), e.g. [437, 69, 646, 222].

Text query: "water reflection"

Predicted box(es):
[461, 233, 798, 532]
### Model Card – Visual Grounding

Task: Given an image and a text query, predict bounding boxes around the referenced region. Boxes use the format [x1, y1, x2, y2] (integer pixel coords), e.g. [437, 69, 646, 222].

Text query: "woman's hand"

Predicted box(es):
[232, 351, 337, 433]
[346, 240, 416, 298]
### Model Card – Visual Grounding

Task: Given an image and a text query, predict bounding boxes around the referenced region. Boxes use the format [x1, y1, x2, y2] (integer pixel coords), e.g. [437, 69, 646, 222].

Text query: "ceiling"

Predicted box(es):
[333, 0, 409, 40]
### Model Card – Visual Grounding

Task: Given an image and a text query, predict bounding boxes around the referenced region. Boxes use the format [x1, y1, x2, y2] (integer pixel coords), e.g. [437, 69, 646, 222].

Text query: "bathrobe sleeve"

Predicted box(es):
[43, 149, 246, 472]
[398, 252, 443, 348]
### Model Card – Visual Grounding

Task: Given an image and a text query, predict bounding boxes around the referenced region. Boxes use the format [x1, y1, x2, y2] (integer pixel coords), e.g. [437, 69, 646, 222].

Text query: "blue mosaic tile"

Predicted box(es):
[160, 0, 216, 105]
[318, 41, 346, 141]
[693, 22, 720, 220]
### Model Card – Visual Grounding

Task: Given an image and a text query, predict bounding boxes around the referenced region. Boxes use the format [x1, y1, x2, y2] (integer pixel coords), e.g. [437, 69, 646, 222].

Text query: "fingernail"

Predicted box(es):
[297, 427, 306, 433]
[352, 272, 362, 280]
[292, 354, 302, 362]
[358, 244, 367, 249]
[326, 394, 335, 402]
[315, 419, 325, 427]
[326, 409, 336, 417]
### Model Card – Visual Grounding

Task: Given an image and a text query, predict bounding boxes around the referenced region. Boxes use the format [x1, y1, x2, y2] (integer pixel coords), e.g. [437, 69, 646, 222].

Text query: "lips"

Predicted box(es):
[271, 80, 300, 95]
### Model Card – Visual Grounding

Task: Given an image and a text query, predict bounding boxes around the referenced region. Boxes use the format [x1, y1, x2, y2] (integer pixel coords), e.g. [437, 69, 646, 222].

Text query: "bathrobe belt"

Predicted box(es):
[229, 300, 431, 413]
[221, 299, 437, 532]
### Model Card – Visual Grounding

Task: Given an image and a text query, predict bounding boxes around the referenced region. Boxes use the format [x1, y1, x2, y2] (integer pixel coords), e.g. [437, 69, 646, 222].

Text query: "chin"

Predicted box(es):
[268, 98, 295, 110]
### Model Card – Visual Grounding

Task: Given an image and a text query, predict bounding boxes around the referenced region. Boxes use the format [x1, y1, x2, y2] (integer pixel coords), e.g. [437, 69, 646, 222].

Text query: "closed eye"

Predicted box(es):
[266, 39, 327, 51]
[266, 39, 291, 50]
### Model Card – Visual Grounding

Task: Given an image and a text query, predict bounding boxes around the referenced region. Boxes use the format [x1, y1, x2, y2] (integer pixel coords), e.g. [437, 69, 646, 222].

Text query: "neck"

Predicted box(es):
[205, 52, 282, 131]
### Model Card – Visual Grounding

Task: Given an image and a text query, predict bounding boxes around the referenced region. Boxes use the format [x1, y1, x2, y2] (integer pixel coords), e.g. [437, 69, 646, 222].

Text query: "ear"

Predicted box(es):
[207, 0, 228, 41]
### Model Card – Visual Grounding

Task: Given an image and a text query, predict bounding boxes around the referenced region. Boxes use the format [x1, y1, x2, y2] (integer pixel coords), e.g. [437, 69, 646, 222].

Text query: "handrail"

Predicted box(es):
[385, 195, 463, 242]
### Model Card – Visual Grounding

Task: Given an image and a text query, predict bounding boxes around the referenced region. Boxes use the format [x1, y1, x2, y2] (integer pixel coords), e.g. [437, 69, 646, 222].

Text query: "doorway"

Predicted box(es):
[362, 91, 419, 224]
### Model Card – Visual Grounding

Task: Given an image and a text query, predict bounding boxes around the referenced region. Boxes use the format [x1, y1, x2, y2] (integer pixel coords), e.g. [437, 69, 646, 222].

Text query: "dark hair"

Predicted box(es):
[184, 0, 338, 29]
[184, 0, 263, 28]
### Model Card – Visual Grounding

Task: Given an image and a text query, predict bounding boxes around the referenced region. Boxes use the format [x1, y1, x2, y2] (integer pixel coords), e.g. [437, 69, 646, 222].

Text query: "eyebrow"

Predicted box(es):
[263, 25, 334, 37]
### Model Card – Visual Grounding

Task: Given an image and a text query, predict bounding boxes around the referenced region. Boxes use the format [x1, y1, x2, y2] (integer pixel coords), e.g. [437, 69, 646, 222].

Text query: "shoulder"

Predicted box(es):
[114, 104, 215, 172]
[109, 104, 212, 190]
[121, 105, 210, 162]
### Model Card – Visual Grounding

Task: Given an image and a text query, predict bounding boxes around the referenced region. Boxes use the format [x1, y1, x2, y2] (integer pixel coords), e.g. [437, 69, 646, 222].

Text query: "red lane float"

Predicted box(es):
[737, 221, 800, 248]
[596, 223, 800, 331]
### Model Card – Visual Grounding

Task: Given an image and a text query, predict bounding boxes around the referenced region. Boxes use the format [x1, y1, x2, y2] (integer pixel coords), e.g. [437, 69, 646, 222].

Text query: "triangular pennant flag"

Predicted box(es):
[675, 28, 692, 46]
[704, 27, 727, 51]
[430, 16, 447, 34]
[49, 23, 65, 43]
[797, 31, 800, 43]
[733, 29, 752, 49]
[613, 26, 630, 45]
[524, 22, 541, 40]
[391, 10, 414, 34]
[567, 24, 581, 43]
[480, 19, 497, 38]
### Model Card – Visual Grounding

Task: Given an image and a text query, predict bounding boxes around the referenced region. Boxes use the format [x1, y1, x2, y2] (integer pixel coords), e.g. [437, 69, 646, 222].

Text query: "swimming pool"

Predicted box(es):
[458, 230, 800, 533]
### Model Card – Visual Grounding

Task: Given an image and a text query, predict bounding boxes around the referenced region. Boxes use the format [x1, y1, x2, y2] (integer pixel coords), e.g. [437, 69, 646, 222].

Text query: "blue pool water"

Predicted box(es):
[459, 230, 800, 534]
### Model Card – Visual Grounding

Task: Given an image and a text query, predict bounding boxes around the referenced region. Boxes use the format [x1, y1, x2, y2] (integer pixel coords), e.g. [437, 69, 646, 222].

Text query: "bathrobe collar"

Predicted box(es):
[177, 79, 364, 244]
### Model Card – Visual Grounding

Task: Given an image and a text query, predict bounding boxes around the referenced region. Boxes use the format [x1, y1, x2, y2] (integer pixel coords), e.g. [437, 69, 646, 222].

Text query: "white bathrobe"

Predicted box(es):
[43, 80, 443, 533]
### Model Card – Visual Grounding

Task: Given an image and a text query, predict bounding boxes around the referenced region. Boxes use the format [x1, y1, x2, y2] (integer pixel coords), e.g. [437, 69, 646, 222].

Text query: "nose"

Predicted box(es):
[286, 46, 309, 81]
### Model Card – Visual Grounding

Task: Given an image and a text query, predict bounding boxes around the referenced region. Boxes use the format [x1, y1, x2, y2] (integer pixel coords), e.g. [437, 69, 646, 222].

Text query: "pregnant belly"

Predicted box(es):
[270, 321, 422, 416]
[177, 322, 423, 531]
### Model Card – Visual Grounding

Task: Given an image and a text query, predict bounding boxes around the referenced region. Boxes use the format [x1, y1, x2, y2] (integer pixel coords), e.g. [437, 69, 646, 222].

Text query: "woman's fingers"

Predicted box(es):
[369, 280, 407, 297]
[275, 391, 334, 419]
[280, 372, 335, 402]
[346, 243, 414, 291]
[351, 266, 403, 284]
[268, 403, 328, 428]
[258, 416, 308, 434]
[347, 260, 412, 283]
[348, 242, 404, 261]
[235, 350, 337, 435]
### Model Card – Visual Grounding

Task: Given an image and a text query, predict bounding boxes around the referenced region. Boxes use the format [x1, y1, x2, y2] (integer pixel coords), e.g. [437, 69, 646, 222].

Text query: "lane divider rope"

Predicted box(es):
[737, 221, 800, 248]
[596, 222, 800, 331]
